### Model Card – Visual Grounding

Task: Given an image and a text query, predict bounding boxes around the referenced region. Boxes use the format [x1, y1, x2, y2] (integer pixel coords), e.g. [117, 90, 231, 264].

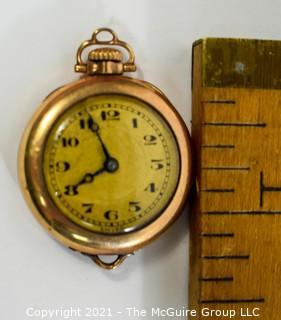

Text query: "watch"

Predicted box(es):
[18, 28, 192, 269]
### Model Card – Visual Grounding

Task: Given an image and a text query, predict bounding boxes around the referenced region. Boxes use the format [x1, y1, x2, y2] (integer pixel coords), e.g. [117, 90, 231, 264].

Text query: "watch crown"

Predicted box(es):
[74, 28, 136, 76]
[88, 48, 123, 62]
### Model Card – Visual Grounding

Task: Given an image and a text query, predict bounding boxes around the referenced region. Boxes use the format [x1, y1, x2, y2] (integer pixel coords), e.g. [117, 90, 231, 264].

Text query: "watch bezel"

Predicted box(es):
[18, 75, 192, 255]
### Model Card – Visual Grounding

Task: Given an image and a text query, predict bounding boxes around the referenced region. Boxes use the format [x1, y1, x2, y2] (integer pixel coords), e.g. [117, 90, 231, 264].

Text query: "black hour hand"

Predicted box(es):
[75, 167, 105, 187]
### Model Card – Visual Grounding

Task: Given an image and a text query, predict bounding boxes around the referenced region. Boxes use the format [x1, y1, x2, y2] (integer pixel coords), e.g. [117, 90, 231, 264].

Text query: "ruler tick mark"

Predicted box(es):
[201, 144, 235, 149]
[201, 255, 250, 260]
[200, 298, 265, 304]
[202, 100, 236, 104]
[202, 166, 250, 171]
[204, 210, 281, 215]
[260, 171, 281, 207]
[203, 122, 266, 127]
[201, 188, 235, 193]
[201, 233, 234, 238]
[199, 277, 234, 282]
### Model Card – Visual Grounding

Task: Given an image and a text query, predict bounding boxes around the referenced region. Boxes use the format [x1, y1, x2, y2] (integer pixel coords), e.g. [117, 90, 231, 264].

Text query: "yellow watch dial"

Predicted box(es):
[43, 94, 180, 234]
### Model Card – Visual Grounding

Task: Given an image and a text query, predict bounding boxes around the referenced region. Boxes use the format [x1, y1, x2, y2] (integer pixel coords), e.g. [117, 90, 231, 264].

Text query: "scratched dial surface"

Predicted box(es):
[43, 94, 180, 234]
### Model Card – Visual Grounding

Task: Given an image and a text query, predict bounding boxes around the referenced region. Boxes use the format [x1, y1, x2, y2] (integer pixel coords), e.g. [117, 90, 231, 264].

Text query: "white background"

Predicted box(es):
[0, 1, 280, 319]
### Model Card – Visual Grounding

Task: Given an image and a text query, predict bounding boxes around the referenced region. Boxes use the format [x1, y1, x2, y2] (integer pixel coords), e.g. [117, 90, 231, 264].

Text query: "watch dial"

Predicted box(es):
[43, 94, 180, 234]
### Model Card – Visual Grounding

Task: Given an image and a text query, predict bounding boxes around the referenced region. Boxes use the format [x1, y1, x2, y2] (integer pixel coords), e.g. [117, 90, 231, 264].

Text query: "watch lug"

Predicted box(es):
[89, 254, 133, 270]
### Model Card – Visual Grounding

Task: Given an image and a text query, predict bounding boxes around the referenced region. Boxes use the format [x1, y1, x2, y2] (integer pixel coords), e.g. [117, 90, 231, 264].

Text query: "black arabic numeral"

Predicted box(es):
[151, 159, 164, 170]
[132, 118, 138, 128]
[145, 183, 157, 193]
[55, 161, 70, 172]
[62, 137, 79, 147]
[144, 135, 157, 145]
[129, 201, 141, 212]
[82, 203, 94, 213]
[80, 117, 94, 129]
[104, 210, 119, 220]
[101, 110, 120, 121]
[64, 185, 79, 196]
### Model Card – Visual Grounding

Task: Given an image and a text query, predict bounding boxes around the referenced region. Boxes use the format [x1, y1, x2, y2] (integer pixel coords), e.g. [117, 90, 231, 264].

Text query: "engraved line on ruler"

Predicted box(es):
[199, 277, 234, 282]
[201, 233, 234, 238]
[201, 255, 250, 260]
[202, 166, 250, 171]
[203, 122, 266, 127]
[203, 210, 281, 215]
[201, 144, 235, 149]
[260, 171, 281, 207]
[198, 98, 266, 308]
[202, 100, 236, 105]
[200, 298, 265, 304]
[201, 188, 235, 193]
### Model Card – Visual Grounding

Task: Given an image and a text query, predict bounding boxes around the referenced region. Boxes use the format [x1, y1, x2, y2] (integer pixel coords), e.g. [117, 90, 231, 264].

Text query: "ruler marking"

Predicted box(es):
[201, 255, 250, 260]
[190, 40, 277, 316]
[202, 166, 250, 171]
[199, 277, 234, 282]
[203, 122, 266, 127]
[201, 233, 235, 238]
[204, 210, 281, 215]
[201, 188, 235, 193]
[260, 171, 264, 207]
[201, 144, 235, 149]
[260, 171, 281, 207]
[202, 100, 236, 104]
[200, 298, 265, 304]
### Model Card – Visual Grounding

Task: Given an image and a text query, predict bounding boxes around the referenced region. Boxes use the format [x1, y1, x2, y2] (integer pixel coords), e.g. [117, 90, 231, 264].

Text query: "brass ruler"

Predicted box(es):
[189, 38, 281, 319]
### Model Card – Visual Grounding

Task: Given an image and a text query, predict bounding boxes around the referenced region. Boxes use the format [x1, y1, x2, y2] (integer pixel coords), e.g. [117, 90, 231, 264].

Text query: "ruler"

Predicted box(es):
[189, 38, 281, 319]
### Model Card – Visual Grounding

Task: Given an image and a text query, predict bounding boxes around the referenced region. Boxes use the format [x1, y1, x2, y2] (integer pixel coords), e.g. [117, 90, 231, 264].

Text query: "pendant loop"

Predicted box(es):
[90, 254, 131, 270]
[74, 28, 136, 75]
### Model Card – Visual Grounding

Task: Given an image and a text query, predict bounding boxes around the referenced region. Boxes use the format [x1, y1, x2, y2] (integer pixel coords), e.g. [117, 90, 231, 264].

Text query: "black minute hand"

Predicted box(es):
[86, 111, 119, 173]
[90, 122, 111, 160]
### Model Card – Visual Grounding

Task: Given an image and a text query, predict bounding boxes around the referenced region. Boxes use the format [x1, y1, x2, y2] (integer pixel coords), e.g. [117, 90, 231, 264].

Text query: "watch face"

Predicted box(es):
[43, 94, 180, 234]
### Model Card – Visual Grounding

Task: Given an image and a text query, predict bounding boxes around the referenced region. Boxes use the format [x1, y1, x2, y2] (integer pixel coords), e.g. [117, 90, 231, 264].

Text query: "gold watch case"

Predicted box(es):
[18, 28, 192, 269]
